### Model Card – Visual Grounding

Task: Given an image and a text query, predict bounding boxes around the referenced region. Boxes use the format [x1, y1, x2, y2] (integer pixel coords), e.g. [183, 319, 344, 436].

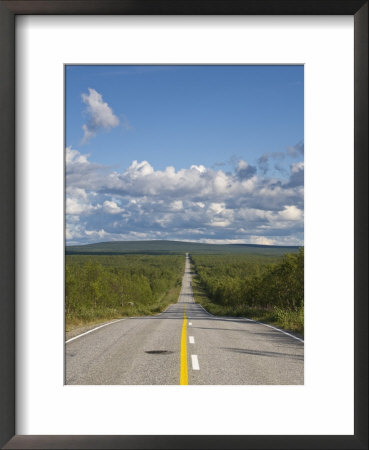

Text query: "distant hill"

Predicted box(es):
[65, 240, 300, 256]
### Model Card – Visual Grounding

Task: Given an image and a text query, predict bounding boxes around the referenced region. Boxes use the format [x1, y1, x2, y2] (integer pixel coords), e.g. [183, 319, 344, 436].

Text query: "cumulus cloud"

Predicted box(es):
[235, 159, 257, 180]
[65, 147, 304, 246]
[66, 187, 101, 215]
[170, 200, 183, 211]
[103, 200, 124, 214]
[81, 88, 120, 142]
[278, 205, 303, 221]
[66, 147, 90, 165]
[85, 229, 107, 238]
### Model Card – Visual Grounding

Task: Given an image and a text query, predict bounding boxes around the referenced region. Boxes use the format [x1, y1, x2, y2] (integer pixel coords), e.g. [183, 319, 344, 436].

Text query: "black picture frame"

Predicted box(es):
[0, 1, 367, 449]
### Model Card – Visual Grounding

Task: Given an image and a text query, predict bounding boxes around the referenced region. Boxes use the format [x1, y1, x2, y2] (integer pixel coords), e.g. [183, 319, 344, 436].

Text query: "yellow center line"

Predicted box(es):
[180, 305, 188, 385]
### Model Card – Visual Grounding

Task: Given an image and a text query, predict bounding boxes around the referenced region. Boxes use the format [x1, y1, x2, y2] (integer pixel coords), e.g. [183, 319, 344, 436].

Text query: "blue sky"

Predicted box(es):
[65, 65, 304, 246]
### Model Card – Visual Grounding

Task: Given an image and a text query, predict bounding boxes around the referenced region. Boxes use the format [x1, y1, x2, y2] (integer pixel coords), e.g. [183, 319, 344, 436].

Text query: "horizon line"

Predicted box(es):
[65, 238, 302, 249]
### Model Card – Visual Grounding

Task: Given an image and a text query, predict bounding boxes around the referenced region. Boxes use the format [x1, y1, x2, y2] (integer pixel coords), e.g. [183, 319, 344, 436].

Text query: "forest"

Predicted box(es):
[65, 243, 304, 335]
[191, 248, 304, 335]
[65, 254, 184, 330]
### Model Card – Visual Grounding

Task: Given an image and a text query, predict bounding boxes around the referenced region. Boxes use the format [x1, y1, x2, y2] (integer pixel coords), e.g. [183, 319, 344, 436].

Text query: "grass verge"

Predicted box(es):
[191, 272, 304, 337]
[65, 284, 182, 332]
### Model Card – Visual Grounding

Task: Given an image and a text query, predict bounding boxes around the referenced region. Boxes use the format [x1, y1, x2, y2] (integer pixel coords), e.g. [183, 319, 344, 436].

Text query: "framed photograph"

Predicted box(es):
[0, 1, 367, 449]
[64, 63, 305, 388]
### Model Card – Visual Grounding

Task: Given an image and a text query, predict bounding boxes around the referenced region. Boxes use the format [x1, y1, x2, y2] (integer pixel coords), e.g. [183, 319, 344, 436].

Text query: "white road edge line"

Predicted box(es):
[189, 336, 195, 344]
[196, 303, 304, 343]
[253, 321, 304, 343]
[66, 318, 125, 344]
[191, 355, 200, 370]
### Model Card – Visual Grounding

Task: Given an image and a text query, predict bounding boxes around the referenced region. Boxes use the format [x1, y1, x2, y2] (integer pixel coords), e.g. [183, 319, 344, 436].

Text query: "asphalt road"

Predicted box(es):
[66, 254, 304, 385]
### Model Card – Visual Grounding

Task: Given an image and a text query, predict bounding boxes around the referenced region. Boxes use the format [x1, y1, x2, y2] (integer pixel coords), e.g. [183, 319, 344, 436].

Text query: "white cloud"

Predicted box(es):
[278, 205, 303, 221]
[170, 200, 183, 211]
[65, 147, 304, 245]
[103, 200, 124, 214]
[67, 186, 88, 200]
[85, 229, 107, 239]
[126, 160, 154, 177]
[66, 197, 100, 215]
[209, 202, 225, 214]
[81, 88, 120, 142]
[291, 161, 304, 174]
[194, 202, 205, 208]
[190, 164, 206, 173]
[209, 219, 231, 228]
[100, 163, 258, 202]
[66, 221, 85, 240]
[66, 183, 101, 216]
[66, 146, 90, 165]
[248, 236, 275, 245]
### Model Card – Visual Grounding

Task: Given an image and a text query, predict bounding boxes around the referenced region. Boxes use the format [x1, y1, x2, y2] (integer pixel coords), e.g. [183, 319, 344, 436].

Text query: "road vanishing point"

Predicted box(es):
[66, 254, 304, 385]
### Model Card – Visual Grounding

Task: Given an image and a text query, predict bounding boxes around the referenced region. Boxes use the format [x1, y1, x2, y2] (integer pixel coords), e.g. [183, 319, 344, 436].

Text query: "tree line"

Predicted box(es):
[191, 248, 304, 311]
[65, 254, 184, 326]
